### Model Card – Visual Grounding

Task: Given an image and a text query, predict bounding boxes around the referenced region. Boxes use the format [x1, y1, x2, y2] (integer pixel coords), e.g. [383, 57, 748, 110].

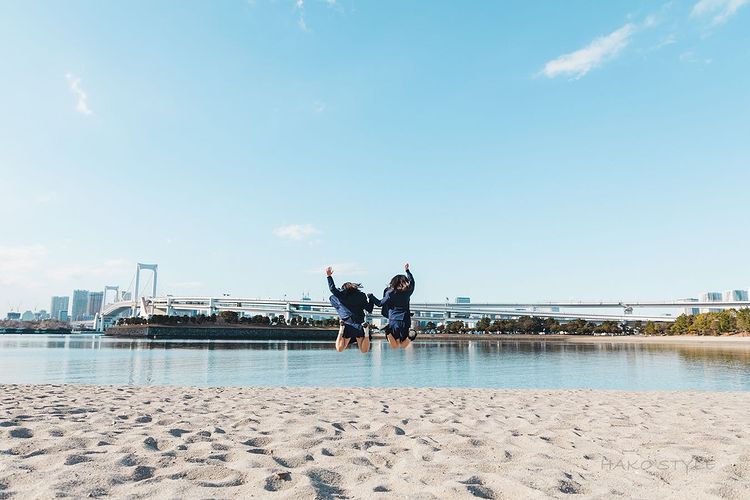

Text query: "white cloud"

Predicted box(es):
[541, 23, 636, 79]
[47, 259, 131, 282]
[65, 73, 93, 115]
[0, 245, 47, 287]
[313, 100, 326, 113]
[273, 224, 320, 241]
[295, 0, 308, 31]
[692, 0, 747, 24]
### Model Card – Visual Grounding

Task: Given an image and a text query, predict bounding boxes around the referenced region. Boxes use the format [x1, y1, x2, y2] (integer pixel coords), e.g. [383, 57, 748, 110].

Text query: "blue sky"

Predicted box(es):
[1, 0, 749, 313]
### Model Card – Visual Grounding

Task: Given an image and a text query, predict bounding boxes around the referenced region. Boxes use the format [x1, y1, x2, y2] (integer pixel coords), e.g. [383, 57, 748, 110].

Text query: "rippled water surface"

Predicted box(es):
[1, 335, 749, 390]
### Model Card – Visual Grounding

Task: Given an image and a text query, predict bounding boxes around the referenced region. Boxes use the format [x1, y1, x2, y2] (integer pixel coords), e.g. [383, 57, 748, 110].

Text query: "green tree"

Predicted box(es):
[475, 317, 491, 333]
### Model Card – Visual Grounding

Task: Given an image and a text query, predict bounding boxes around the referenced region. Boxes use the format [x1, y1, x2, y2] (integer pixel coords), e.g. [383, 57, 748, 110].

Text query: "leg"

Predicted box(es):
[399, 338, 411, 349]
[335, 322, 350, 352]
[386, 334, 400, 349]
[357, 324, 370, 353]
[356, 336, 370, 353]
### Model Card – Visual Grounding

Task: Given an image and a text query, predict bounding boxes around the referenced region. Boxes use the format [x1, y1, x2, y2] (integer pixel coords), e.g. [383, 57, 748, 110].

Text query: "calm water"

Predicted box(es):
[1, 335, 749, 391]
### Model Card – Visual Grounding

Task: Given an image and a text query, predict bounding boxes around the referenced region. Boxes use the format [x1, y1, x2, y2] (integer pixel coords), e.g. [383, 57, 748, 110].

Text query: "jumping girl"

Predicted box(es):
[370, 263, 416, 349]
[326, 266, 374, 353]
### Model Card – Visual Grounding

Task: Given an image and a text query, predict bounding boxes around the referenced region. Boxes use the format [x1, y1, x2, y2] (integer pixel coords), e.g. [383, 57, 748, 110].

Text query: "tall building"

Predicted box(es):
[50, 296, 70, 322]
[71, 290, 89, 321]
[87, 291, 104, 316]
[724, 290, 749, 302]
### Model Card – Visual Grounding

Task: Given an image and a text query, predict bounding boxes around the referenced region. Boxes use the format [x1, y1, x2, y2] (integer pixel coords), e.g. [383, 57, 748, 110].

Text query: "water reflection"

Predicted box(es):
[0, 335, 748, 390]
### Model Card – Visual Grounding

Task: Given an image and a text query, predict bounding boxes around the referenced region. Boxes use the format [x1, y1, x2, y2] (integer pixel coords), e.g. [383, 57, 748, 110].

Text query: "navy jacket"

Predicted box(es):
[327, 276, 374, 324]
[372, 270, 415, 322]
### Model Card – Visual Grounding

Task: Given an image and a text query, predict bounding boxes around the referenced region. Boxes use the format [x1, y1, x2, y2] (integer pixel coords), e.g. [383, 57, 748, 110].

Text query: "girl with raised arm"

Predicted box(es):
[326, 266, 375, 353]
[370, 263, 416, 349]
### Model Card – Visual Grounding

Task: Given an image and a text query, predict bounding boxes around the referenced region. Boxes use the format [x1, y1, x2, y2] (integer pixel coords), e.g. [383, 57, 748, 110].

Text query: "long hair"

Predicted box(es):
[341, 282, 362, 294]
[389, 274, 410, 293]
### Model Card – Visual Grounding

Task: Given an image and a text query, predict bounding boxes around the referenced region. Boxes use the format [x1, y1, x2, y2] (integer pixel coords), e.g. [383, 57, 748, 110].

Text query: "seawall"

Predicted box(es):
[105, 325, 338, 340]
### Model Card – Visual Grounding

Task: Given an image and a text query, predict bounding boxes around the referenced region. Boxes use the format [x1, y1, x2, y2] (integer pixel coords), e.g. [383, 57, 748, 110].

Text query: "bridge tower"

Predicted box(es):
[132, 263, 158, 317]
[101, 286, 119, 313]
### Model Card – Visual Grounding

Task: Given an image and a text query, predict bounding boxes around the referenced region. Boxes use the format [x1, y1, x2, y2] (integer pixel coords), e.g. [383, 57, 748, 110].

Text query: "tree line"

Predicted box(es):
[117, 312, 340, 328]
[421, 308, 750, 336]
[115, 308, 750, 336]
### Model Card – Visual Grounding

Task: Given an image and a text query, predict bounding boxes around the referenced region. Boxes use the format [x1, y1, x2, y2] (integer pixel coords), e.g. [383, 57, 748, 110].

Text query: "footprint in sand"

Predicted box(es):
[264, 471, 293, 492]
[306, 469, 346, 499]
[460, 477, 497, 499]
[64, 454, 92, 466]
[9, 428, 33, 439]
[273, 455, 313, 468]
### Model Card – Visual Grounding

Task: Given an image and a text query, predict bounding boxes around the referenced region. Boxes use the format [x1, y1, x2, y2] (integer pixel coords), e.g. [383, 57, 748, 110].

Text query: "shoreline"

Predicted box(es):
[2, 384, 748, 498]
[425, 333, 750, 344]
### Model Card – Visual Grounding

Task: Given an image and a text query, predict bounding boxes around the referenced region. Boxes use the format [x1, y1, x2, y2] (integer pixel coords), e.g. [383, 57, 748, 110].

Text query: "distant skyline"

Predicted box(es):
[1, 0, 749, 314]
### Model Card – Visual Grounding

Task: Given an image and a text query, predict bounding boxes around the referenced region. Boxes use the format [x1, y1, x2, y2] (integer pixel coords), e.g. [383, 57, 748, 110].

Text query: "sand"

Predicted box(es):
[1, 385, 749, 499]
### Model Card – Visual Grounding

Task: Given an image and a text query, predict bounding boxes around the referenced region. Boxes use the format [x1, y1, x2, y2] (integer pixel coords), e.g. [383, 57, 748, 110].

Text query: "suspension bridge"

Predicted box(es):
[91, 263, 750, 331]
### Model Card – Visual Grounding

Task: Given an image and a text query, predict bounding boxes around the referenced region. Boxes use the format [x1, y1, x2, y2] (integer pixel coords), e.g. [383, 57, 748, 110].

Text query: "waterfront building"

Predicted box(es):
[87, 291, 104, 316]
[455, 297, 471, 304]
[681, 298, 700, 316]
[50, 296, 70, 321]
[21, 310, 35, 321]
[34, 310, 50, 320]
[71, 290, 89, 321]
[6, 312, 21, 320]
[700, 291, 723, 313]
[724, 290, 749, 302]
[58, 310, 68, 321]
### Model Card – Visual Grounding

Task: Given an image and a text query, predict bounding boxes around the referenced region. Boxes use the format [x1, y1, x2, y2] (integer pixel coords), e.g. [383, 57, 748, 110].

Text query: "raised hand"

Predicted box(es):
[404, 263, 410, 271]
[326, 266, 333, 277]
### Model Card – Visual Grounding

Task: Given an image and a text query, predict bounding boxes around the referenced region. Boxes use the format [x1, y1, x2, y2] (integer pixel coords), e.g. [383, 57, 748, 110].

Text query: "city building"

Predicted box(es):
[58, 310, 68, 321]
[34, 310, 50, 321]
[6, 312, 21, 321]
[87, 291, 104, 316]
[724, 289, 749, 302]
[21, 310, 35, 321]
[455, 297, 471, 304]
[71, 290, 89, 321]
[681, 298, 700, 316]
[700, 291, 723, 313]
[50, 296, 70, 322]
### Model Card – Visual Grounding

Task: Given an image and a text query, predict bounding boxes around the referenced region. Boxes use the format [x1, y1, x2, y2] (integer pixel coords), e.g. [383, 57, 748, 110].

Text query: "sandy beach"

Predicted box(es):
[0, 385, 748, 499]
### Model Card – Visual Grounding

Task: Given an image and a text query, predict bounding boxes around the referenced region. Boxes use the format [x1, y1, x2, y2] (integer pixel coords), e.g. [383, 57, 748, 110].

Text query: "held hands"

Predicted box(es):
[326, 266, 333, 277]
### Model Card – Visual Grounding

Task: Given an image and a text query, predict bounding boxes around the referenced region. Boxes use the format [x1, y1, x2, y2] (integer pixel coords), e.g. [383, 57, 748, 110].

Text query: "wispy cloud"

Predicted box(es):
[0, 245, 47, 287]
[679, 51, 713, 64]
[273, 224, 320, 241]
[65, 73, 92, 115]
[541, 23, 636, 79]
[295, 0, 308, 31]
[313, 100, 326, 113]
[47, 259, 131, 282]
[692, 0, 748, 24]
